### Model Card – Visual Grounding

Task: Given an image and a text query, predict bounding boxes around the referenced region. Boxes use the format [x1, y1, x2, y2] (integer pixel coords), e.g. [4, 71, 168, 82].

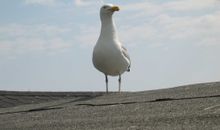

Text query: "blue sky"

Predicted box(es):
[0, 0, 220, 91]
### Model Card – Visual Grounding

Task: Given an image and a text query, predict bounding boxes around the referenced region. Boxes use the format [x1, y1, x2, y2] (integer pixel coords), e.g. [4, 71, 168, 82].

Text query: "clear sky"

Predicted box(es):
[0, 0, 220, 91]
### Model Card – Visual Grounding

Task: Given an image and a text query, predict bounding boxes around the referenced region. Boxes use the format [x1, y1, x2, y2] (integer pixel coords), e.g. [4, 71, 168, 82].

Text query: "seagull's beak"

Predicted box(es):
[111, 6, 120, 12]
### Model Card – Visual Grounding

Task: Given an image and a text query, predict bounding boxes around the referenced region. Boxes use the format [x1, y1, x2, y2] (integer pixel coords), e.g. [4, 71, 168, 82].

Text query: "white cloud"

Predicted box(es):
[24, 0, 99, 7]
[150, 10, 220, 46]
[74, 25, 99, 46]
[119, 0, 220, 47]
[0, 24, 73, 56]
[164, 0, 219, 11]
[24, 0, 58, 6]
[123, 0, 220, 17]
[120, 14, 220, 47]
[75, 0, 91, 6]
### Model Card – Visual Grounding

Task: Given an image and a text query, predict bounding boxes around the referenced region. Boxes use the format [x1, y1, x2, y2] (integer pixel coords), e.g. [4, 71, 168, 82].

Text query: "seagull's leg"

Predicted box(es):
[105, 74, 108, 93]
[118, 74, 121, 92]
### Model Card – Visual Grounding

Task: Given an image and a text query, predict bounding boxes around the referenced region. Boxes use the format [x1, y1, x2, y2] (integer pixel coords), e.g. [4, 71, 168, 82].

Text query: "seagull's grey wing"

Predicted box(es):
[121, 46, 131, 72]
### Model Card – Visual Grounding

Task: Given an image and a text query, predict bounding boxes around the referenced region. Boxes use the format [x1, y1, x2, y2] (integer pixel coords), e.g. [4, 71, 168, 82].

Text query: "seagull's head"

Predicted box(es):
[100, 4, 120, 19]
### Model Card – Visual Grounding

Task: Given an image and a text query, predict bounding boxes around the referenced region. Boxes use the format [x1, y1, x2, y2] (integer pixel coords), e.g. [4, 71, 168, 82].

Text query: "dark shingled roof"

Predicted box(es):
[1, 82, 220, 130]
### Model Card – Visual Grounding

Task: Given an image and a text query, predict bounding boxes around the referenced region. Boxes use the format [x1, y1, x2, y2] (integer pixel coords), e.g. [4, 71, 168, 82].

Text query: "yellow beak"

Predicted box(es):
[111, 6, 120, 11]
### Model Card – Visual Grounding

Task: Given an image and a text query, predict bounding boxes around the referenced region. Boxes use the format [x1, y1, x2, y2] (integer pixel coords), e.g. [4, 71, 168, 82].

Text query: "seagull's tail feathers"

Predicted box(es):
[127, 65, 131, 72]
[121, 46, 131, 72]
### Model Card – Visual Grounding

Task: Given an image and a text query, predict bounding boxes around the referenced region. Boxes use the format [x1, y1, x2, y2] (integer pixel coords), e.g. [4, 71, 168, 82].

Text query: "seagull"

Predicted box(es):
[92, 4, 131, 93]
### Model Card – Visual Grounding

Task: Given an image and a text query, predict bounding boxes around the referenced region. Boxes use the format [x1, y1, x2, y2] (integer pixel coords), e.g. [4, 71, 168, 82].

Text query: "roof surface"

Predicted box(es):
[1, 82, 220, 130]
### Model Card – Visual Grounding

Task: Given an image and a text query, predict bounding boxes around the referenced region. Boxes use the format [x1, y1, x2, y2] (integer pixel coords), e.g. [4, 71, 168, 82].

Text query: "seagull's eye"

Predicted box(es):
[103, 6, 108, 9]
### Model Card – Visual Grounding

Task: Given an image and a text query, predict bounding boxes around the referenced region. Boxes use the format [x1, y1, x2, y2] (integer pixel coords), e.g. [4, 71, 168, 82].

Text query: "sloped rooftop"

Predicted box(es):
[0, 82, 220, 130]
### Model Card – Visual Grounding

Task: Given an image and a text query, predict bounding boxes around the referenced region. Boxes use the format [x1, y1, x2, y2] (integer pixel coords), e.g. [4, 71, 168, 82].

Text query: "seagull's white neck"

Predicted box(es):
[99, 14, 118, 42]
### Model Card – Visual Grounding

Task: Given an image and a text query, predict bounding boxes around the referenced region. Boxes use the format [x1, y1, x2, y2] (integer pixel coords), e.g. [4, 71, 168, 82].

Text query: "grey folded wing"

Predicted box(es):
[121, 46, 131, 72]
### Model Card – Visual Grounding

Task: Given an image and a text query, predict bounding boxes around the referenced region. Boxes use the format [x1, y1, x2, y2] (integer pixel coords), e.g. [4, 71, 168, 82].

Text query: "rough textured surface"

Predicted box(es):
[1, 82, 220, 130]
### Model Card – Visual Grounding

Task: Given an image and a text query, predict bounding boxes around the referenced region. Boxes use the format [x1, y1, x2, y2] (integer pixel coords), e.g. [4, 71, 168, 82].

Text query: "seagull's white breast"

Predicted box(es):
[93, 39, 129, 76]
